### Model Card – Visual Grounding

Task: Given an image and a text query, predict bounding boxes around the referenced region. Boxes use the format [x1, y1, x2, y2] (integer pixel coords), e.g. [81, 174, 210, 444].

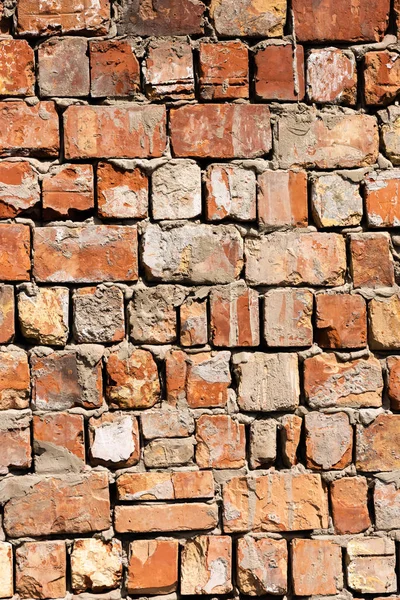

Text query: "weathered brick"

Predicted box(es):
[210, 282, 260, 347]
[237, 536, 287, 596]
[0, 285, 14, 343]
[235, 352, 299, 412]
[311, 173, 362, 227]
[38, 37, 89, 97]
[18, 286, 69, 346]
[144, 39, 194, 100]
[170, 104, 271, 158]
[305, 411, 353, 470]
[0, 160, 39, 218]
[16, 0, 110, 36]
[89, 412, 140, 468]
[105, 346, 160, 410]
[255, 44, 305, 101]
[346, 538, 396, 594]
[141, 409, 194, 439]
[181, 536, 232, 595]
[369, 295, 400, 349]
[350, 233, 394, 288]
[16, 541, 66, 599]
[264, 288, 313, 347]
[258, 170, 308, 230]
[307, 48, 357, 104]
[0, 224, 31, 282]
[42, 164, 94, 219]
[115, 502, 218, 533]
[0, 39, 34, 96]
[250, 419, 277, 468]
[199, 41, 248, 100]
[365, 170, 400, 227]
[180, 297, 208, 346]
[196, 414, 246, 469]
[0, 410, 31, 471]
[387, 356, 400, 410]
[97, 162, 148, 219]
[73, 286, 124, 344]
[142, 224, 243, 284]
[31, 347, 103, 411]
[292, 0, 390, 42]
[34, 226, 138, 283]
[0, 542, 12, 598]
[210, 0, 286, 36]
[71, 539, 122, 594]
[129, 285, 184, 344]
[64, 105, 166, 159]
[280, 414, 302, 466]
[276, 108, 378, 169]
[2, 471, 110, 537]
[205, 164, 256, 221]
[223, 472, 328, 532]
[0, 349, 30, 410]
[380, 106, 400, 164]
[117, 0, 205, 35]
[292, 539, 343, 596]
[304, 353, 383, 408]
[90, 40, 140, 98]
[33, 412, 85, 472]
[144, 437, 194, 468]
[245, 232, 345, 286]
[356, 414, 400, 472]
[127, 540, 178, 595]
[315, 293, 367, 348]
[152, 160, 201, 220]
[365, 51, 400, 105]
[374, 480, 400, 530]
[331, 477, 371, 535]
[0, 102, 59, 157]
[116, 470, 214, 501]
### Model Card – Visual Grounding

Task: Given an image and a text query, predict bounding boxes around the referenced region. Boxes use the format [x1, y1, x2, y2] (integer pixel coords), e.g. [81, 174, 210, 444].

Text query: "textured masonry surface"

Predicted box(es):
[2, 0, 400, 598]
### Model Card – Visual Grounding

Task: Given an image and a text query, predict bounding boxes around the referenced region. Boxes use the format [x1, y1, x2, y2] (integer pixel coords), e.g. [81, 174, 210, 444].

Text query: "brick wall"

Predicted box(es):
[0, 0, 400, 597]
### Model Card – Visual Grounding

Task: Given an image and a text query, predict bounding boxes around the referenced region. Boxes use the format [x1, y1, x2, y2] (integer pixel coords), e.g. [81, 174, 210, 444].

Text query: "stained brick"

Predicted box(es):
[127, 540, 178, 595]
[117, 0, 205, 35]
[0, 160, 39, 218]
[210, 0, 286, 36]
[0, 224, 31, 282]
[0, 285, 14, 344]
[144, 39, 194, 100]
[0, 102, 59, 157]
[0, 40, 34, 96]
[307, 48, 357, 104]
[255, 44, 305, 101]
[90, 40, 140, 98]
[258, 170, 308, 230]
[97, 162, 148, 220]
[199, 41, 248, 100]
[38, 37, 89, 97]
[292, 539, 343, 596]
[42, 164, 94, 219]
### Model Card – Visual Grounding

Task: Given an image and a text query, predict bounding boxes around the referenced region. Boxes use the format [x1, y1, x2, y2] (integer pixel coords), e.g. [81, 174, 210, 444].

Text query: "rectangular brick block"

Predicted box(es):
[292, 539, 343, 596]
[346, 538, 396, 594]
[117, 0, 205, 35]
[258, 170, 308, 230]
[0, 224, 31, 282]
[0, 160, 40, 219]
[38, 37, 89, 97]
[170, 104, 271, 158]
[16, 541, 66, 599]
[305, 411, 353, 470]
[196, 414, 246, 469]
[205, 163, 256, 222]
[0, 39, 34, 96]
[356, 414, 400, 472]
[71, 538, 122, 594]
[255, 44, 305, 101]
[369, 295, 400, 349]
[210, 0, 286, 36]
[115, 502, 218, 533]
[117, 470, 214, 501]
[210, 282, 260, 347]
[0, 285, 14, 343]
[199, 41, 248, 100]
[0, 349, 30, 410]
[237, 536, 287, 595]
[350, 232, 394, 289]
[141, 410, 194, 440]
[64, 105, 167, 159]
[97, 161, 148, 220]
[307, 48, 357, 105]
[0, 410, 31, 472]
[34, 226, 138, 283]
[0, 542, 13, 598]
[0, 102, 59, 157]
[331, 476, 371, 535]
[315, 293, 367, 348]
[264, 288, 313, 347]
[365, 51, 400, 105]
[90, 40, 140, 98]
[42, 164, 94, 220]
[144, 39, 194, 101]
[127, 540, 178, 595]
[365, 170, 400, 227]
[380, 106, 400, 164]
[181, 536, 232, 595]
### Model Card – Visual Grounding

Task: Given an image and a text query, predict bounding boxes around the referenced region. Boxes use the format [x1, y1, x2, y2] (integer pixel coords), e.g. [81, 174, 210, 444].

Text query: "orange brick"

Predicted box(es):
[199, 41, 248, 100]
[127, 540, 178, 595]
[181, 536, 232, 595]
[116, 471, 214, 501]
[0, 349, 30, 410]
[315, 293, 367, 348]
[38, 37, 89, 97]
[387, 356, 400, 410]
[210, 282, 259, 347]
[365, 170, 400, 227]
[255, 44, 305, 101]
[292, 539, 343, 595]
[0, 285, 14, 343]
[42, 164, 94, 219]
[97, 162, 148, 219]
[365, 51, 400, 105]
[0, 102, 59, 157]
[350, 233, 394, 289]
[331, 477, 371, 534]
[144, 39, 194, 100]
[115, 502, 218, 533]
[0, 411, 31, 471]
[33, 412, 85, 461]
[258, 170, 308, 229]
[90, 40, 140, 97]
[0, 39, 34, 96]
[0, 161, 40, 218]
[196, 414, 246, 469]
[16, 541, 66, 599]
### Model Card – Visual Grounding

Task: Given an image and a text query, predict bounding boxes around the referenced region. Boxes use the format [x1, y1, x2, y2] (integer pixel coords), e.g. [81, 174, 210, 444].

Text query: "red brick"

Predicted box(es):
[170, 104, 271, 159]
[365, 170, 400, 227]
[0, 161, 40, 218]
[42, 164, 94, 219]
[181, 536, 232, 595]
[255, 44, 305, 101]
[331, 477, 371, 534]
[16, 0, 110, 36]
[387, 356, 400, 410]
[90, 40, 140, 98]
[0, 349, 30, 410]
[117, 0, 205, 35]
[38, 37, 89, 97]
[264, 288, 313, 347]
[350, 233, 394, 288]
[356, 414, 400, 471]
[210, 0, 286, 36]
[97, 162, 148, 219]
[0, 101, 59, 158]
[281, 414, 302, 466]
[0, 411, 31, 471]
[307, 48, 357, 104]
[237, 537, 287, 596]
[106, 347, 160, 410]
[292, 0, 390, 42]
[180, 297, 208, 346]
[116, 471, 214, 501]
[31, 348, 103, 411]
[205, 164, 256, 221]
[292, 539, 343, 595]
[64, 105, 166, 159]
[365, 51, 400, 105]
[277, 108, 378, 169]
[33, 412, 85, 461]
[199, 41, 248, 100]
[127, 540, 178, 595]
[315, 293, 367, 348]
[0, 224, 30, 282]
[305, 411, 353, 470]
[210, 282, 259, 347]
[196, 414, 246, 469]
[0, 285, 14, 344]
[89, 412, 139, 468]
[0, 39, 34, 96]
[258, 170, 308, 229]
[144, 39, 194, 100]
[34, 225, 138, 283]
[4, 472, 110, 538]
[115, 502, 218, 533]
[16, 541, 66, 599]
